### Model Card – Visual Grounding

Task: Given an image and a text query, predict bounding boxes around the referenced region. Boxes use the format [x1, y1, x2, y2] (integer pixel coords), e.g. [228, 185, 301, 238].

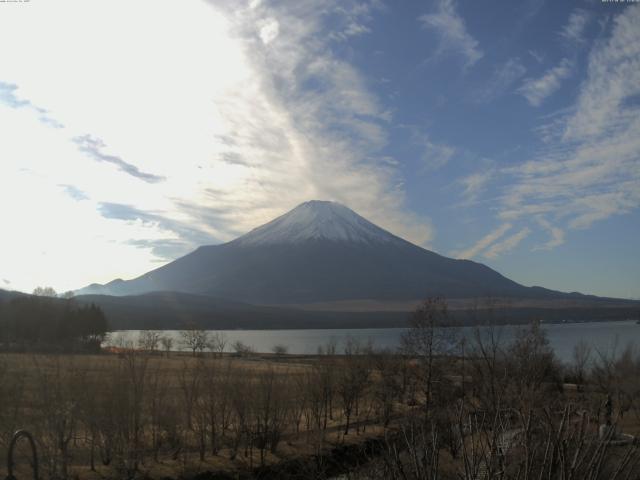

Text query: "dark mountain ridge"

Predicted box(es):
[3, 289, 636, 330]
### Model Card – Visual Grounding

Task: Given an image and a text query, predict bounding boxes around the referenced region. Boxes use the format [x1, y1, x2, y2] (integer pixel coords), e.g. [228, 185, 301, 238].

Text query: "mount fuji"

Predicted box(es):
[76, 200, 584, 305]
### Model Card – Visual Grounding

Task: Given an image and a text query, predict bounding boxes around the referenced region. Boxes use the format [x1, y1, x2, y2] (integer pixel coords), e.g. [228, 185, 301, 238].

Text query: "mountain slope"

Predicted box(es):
[76, 200, 586, 304]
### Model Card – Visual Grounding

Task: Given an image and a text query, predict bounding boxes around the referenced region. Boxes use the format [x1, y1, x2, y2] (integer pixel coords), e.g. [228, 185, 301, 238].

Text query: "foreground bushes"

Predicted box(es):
[0, 349, 390, 479]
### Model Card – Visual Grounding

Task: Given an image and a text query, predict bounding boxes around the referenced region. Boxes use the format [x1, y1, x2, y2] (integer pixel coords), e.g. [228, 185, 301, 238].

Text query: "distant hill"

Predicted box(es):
[1, 288, 637, 330]
[73, 291, 640, 329]
[73, 291, 408, 329]
[0, 289, 27, 302]
[76, 200, 599, 305]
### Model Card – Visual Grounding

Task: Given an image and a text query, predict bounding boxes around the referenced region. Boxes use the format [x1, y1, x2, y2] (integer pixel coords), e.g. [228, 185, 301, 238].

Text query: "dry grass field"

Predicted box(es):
[0, 349, 396, 480]
[2, 316, 640, 479]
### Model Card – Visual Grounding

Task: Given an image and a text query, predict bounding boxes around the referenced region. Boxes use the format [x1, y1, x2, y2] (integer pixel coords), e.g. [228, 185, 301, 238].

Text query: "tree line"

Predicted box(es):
[0, 295, 108, 352]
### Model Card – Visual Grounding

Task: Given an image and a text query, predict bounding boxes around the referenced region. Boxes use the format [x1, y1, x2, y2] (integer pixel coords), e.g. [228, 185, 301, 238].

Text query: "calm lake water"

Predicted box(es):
[111, 320, 640, 364]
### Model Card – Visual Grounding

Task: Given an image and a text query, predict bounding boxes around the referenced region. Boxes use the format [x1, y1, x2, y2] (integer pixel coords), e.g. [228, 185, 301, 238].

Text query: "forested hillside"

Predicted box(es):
[0, 295, 108, 352]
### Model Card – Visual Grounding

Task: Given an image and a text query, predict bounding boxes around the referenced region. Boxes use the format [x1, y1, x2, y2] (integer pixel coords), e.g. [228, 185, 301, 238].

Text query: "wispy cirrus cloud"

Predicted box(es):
[421, 140, 456, 170]
[0, 81, 30, 108]
[419, 0, 483, 68]
[97, 202, 215, 251]
[0, 81, 63, 128]
[508, 5, 640, 227]
[459, 169, 494, 202]
[405, 126, 456, 170]
[206, 0, 433, 246]
[534, 216, 565, 250]
[327, 2, 378, 42]
[483, 227, 531, 259]
[476, 57, 527, 103]
[59, 184, 89, 201]
[452, 223, 512, 259]
[517, 9, 591, 107]
[528, 50, 545, 64]
[518, 58, 573, 106]
[73, 135, 166, 184]
[560, 9, 591, 45]
[458, 5, 640, 260]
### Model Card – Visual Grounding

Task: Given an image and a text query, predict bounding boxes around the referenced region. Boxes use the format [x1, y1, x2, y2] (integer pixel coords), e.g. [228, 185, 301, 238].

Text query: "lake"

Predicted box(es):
[111, 320, 640, 364]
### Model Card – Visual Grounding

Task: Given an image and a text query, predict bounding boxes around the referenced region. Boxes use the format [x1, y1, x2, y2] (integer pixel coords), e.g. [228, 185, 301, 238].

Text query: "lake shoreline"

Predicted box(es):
[108, 320, 640, 363]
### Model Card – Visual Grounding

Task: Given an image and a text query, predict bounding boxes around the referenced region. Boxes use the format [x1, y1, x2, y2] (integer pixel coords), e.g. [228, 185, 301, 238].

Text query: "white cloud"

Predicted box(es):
[209, 0, 434, 244]
[444, 7, 639, 264]
[423, 141, 456, 169]
[326, 2, 379, 42]
[0, 0, 432, 292]
[459, 170, 494, 201]
[533, 216, 565, 250]
[453, 223, 511, 259]
[560, 9, 591, 45]
[0, 81, 63, 127]
[518, 58, 573, 106]
[517, 9, 591, 108]
[528, 50, 545, 64]
[258, 17, 279, 44]
[419, 0, 483, 68]
[483, 227, 531, 259]
[408, 128, 456, 170]
[476, 57, 527, 103]
[461, 5, 640, 256]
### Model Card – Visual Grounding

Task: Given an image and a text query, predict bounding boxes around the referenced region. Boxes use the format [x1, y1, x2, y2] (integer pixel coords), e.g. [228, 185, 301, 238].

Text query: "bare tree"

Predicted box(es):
[175, 358, 216, 463]
[146, 364, 169, 462]
[229, 369, 251, 461]
[232, 340, 254, 356]
[592, 342, 640, 422]
[271, 344, 288, 356]
[401, 297, 458, 419]
[570, 339, 592, 389]
[32, 356, 84, 479]
[180, 324, 209, 357]
[32, 286, 57, 297]
[160, 335, 174, 356]
[253, 366, 289, 464]
[200, 358, 223, 455]
[337, 337, 371, 435]
[138, 330, 161, 353]
[288, 372, 308, 436]
[469, 316, 509, 416]
[507, 320, 561, 410]
[371, 348, 401, 427]
[316, 339, 338, 428]
[122, 349, 149, 474]
[209, 331, 227, 357]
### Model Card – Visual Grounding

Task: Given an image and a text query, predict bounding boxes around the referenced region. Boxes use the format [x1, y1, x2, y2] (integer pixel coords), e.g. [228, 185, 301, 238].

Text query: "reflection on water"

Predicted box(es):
[109, 320, 640, 363]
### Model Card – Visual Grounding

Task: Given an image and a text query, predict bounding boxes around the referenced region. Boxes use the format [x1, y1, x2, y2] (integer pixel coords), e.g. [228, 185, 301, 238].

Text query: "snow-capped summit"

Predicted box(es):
[234, 200, 404, 246]
[76, 199, 549, 304]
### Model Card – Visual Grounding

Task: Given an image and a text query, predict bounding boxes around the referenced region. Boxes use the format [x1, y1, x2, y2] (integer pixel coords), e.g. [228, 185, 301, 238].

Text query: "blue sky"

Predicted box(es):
[0, 0, 639, 299]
